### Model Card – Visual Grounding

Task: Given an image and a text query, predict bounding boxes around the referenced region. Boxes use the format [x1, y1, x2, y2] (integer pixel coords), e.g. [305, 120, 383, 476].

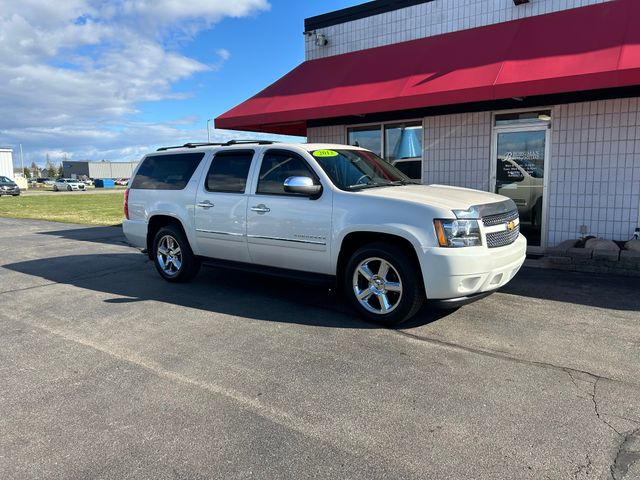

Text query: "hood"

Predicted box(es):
[353, 184, 509, 212]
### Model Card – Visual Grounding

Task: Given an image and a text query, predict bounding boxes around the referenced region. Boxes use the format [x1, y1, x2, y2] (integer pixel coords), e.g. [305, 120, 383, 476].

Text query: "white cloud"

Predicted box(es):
[216, 48, 231, 61]
[0, 0, 280, 165]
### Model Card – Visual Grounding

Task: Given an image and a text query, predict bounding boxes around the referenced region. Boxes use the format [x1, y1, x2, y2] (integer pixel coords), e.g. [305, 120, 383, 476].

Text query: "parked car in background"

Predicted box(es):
[0, 176, 20, 196]
[115, 178, 129, 186]
[53, 178, 86, 191]
[43, 178, 56, 186]
[391, 157, 422, 180]
[82, 178, 94, 186]
[496, 155, 543, 226]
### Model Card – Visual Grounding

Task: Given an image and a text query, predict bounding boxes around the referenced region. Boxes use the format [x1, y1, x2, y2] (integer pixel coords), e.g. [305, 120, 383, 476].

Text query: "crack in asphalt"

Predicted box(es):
[394, 330, 633, 387]
[611, 428, 640, 480]
[396, 330, 640, 479]
[591, 377, 623, 437]
[572, 453, 593, 479]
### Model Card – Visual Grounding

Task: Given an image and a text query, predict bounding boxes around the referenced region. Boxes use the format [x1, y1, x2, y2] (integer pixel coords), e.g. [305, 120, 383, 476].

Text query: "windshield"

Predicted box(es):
[311, 149, 418, 191]
[0, 176, 12, 183]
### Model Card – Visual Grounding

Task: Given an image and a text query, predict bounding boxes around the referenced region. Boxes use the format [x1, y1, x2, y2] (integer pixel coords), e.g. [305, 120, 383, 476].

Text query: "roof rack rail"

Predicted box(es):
[224, 140, 279, 146]
[156, 139, 279, 151]
[156, 142, 225, 151]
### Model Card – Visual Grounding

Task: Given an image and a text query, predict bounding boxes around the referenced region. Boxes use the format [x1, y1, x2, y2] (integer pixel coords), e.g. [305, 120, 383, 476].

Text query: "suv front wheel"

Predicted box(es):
[344, 242, 425, 326]
[153, 225, 201, 283]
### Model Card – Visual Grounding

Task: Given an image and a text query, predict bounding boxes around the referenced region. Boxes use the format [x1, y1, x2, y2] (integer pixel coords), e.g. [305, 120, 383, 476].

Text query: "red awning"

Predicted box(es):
[216, 0, 640, 136]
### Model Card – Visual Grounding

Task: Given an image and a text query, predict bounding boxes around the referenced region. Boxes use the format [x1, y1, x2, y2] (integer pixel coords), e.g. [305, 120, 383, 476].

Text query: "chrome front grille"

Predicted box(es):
[482, 209, 519, 227]
[483, 209, 520, 248]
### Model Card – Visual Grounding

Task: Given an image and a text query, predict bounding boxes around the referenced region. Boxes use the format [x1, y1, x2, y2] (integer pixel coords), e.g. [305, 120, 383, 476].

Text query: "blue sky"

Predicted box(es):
[0, 0, 362, 166]
[138, 1, 363, 126]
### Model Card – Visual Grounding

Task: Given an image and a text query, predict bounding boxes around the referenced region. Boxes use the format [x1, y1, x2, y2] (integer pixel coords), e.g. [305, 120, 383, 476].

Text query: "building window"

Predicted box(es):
[347, 126, 382, 156]
[347, 121, 423, 180]
[385, 122, 423, 180]
[495, 110, 551, 126]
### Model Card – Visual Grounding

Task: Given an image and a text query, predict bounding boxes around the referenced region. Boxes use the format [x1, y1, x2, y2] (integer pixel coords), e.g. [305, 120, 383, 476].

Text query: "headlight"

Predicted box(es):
[434, 219, 482, 247]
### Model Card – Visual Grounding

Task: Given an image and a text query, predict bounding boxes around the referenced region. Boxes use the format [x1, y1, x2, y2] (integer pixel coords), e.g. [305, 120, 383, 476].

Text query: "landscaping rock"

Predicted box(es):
[567, 247, 593, 259]
[545, 239, 578, 256]
[624, 239, 640, 252]
[620, 250, 640, 266]
[547, 255, 572, 265]
[592, 249, 620, 261]
[585, 238, 620, 251]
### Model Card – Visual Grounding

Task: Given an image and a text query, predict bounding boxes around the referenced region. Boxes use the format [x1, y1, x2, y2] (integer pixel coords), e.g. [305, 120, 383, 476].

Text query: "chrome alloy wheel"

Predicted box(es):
[156, 235, 182, 277]
[352, 257, 403, 315]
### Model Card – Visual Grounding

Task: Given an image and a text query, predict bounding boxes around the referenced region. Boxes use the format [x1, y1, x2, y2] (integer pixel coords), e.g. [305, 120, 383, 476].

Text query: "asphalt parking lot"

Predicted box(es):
[1, 217, 639, 480]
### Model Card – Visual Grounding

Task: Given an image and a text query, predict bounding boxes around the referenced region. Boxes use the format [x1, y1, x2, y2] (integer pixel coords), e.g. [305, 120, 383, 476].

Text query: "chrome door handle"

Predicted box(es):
[251, 204, 271, 214]
[197, 201, 214, 209]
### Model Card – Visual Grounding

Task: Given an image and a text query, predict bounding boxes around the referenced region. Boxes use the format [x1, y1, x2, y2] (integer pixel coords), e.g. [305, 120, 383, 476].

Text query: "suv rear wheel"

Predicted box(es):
[153, 225, 201, 282]
[344, 242, 425, 326]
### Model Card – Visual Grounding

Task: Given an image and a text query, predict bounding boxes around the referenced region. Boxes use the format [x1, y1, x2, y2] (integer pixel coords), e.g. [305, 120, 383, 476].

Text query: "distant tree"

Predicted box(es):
[47, 164, 57, 178]
[58, 164, 65, 177]
[23, 167, 31, 179]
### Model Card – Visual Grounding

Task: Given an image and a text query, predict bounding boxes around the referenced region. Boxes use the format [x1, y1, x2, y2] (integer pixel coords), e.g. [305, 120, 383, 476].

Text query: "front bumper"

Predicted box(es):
[420, 234, 527, 300]
[0, 187, 20, 195]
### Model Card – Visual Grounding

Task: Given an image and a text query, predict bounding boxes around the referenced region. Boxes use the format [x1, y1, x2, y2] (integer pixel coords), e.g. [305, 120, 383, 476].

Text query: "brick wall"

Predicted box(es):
[306, 125, 346, 144]
[549, 98, 640, 244]
[306, 0, 612, 60]
[422, 112, 492, 192]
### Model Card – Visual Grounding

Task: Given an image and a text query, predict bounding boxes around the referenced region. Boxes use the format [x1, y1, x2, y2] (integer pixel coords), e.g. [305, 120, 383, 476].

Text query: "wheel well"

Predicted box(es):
[146, 215, 186, 259]
[336, 232, 422, 289]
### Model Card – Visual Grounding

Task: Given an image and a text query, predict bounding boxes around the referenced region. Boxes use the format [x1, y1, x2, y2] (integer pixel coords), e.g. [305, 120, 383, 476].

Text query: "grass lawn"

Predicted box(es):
[0, 192, 125, 226]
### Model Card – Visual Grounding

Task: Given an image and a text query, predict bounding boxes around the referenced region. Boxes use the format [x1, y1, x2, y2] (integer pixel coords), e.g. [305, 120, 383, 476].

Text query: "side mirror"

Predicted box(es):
[283, 176, 322, 197]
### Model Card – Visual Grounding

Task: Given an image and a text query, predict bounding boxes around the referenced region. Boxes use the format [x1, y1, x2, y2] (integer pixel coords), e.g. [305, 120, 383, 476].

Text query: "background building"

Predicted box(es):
[217, 0, 640, 252]
[0, 148, 14, 180]
[63, 160, 139, 179]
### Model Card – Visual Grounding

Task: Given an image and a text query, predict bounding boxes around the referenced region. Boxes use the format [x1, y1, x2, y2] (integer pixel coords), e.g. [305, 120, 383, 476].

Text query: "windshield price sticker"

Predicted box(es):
[313, 150, 339, 157]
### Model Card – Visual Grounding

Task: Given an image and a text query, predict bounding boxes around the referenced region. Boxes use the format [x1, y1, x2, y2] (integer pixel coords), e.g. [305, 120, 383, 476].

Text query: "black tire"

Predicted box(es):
[343, 242, 425, 326]
[53, 185, 58, 191]
[152, 224, 201, 283]
[67, 185, 72, 191]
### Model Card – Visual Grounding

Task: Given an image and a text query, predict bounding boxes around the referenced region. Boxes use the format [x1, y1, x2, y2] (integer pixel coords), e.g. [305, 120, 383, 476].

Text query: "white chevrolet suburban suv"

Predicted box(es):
[123, 140, 526, 325]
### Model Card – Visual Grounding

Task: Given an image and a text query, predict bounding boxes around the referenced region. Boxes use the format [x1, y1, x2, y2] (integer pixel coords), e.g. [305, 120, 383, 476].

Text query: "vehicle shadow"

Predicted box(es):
[36, 225, 126, 247]
[3, 252, 446, 329]
[500, 266, 640, 311]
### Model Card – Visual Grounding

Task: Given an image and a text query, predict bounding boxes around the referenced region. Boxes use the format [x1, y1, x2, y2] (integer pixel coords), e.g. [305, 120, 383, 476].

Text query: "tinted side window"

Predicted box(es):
[205, 150, 254, 193]
[131, 153, 204, 190]
[257, 151, 316, 195]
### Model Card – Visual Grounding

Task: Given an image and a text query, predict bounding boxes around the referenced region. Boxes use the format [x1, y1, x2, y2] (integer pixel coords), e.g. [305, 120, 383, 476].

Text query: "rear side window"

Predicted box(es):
[131, 153, 204, 190]
[205, 150, 254, 193]
[257, 150, 317, 195]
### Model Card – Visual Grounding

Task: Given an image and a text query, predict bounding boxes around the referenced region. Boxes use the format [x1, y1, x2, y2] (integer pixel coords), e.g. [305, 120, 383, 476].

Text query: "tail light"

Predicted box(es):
[124, 188, 130, 220]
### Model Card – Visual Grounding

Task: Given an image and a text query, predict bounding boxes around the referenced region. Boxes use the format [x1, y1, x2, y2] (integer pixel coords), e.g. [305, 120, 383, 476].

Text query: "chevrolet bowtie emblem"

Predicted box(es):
[507, 221, 516, 232]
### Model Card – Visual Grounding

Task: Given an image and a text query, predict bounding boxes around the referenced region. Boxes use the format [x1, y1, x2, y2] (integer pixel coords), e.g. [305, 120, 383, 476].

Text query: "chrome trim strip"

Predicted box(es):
[454, 198, 518, 219]
[196, 229, 244, 237]
[484, 217, 520, 234]
[246, 234, 326, 246]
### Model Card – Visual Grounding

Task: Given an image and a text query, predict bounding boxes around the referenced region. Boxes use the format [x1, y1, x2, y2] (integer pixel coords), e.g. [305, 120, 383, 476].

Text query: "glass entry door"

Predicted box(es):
[492, 126, 549, 250]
